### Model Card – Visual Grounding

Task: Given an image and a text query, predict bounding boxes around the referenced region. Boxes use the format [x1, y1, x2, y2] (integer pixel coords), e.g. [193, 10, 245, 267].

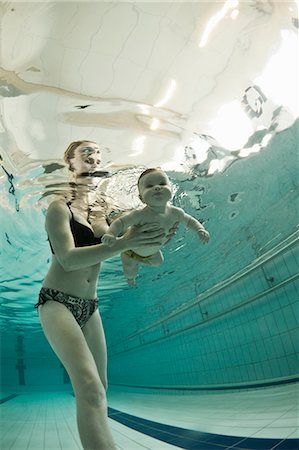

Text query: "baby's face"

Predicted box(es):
[138, 170, 172, 206]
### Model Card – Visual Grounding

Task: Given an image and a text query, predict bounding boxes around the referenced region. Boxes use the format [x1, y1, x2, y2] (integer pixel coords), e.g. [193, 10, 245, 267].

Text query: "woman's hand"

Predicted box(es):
[102, 233, 116, 246]
[118, 223, 165, 250]
[164, 221, 179, 243]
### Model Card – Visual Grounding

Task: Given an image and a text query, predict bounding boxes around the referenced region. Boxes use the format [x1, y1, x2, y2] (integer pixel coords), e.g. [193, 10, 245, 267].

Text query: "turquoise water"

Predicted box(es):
[1, 119, 298, 391]
[0, 4, 299, 448]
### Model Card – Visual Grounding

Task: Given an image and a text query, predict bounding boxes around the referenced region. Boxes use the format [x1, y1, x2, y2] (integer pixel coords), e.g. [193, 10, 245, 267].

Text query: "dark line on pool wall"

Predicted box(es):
[107, 406, 299, 450]
[110, 375, 299, 391]
[38, 394, 299, 449]
[0, 394, 19, 404]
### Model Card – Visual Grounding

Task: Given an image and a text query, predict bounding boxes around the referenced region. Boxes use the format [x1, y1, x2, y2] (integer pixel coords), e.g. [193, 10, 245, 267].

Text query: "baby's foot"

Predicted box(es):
[127, 278, 136, 286]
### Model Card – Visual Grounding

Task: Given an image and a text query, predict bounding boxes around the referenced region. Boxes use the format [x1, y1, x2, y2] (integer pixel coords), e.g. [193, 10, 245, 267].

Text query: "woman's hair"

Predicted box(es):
[63, 140, 97, 171]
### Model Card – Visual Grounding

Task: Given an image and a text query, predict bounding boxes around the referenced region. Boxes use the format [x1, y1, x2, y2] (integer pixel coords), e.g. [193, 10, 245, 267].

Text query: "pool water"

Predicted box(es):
[0, 2, 298, 449]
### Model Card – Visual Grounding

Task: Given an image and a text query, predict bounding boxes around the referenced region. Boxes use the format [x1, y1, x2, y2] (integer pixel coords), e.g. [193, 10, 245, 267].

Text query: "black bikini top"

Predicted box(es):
[49, 202, 102, 254]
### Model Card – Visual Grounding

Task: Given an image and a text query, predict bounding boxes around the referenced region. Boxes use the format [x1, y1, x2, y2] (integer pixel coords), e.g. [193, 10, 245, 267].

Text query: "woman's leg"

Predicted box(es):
[38, 301, 117, 450]
[82, 310, 108, 390]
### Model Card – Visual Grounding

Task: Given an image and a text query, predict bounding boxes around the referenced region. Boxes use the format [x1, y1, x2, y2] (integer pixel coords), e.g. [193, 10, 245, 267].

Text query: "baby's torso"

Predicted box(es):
[130, 206, 181, 256]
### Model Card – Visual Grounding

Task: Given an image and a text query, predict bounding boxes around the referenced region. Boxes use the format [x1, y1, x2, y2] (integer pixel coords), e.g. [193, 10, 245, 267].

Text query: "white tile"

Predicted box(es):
[250, 427, 298, 439]
[110, 419, 179, 449]
[269, 417, 299, 427]
[1, 385, 298, 449]
[287, 429, 299, 439]
[108, 383, 299, 439]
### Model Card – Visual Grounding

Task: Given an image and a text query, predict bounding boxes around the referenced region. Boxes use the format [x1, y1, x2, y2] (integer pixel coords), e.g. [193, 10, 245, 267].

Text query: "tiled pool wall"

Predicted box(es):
[107, 233, 298, 389]
[1, 236, 297, 392]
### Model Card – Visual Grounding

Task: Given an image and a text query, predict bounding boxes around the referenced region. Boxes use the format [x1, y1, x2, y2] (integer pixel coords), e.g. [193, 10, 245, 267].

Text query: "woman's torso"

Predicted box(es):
[43, 202, 103, 299]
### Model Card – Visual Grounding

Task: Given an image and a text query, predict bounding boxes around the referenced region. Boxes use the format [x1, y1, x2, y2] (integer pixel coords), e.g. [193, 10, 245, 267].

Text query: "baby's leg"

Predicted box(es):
[143, 250, 164, 266]
[121, 253, 139, 286]
[121, 251, 164, 285]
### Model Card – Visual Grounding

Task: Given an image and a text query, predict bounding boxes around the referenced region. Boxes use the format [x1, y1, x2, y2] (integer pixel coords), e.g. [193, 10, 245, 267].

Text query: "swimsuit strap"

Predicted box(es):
[66, 202, 74, 219]
[67, 201, 91, 224]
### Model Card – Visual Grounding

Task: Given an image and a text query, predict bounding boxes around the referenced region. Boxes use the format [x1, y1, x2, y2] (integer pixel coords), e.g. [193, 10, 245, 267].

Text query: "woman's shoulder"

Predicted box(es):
[45, 200, 71, 232]
[46, 199, 69, 216]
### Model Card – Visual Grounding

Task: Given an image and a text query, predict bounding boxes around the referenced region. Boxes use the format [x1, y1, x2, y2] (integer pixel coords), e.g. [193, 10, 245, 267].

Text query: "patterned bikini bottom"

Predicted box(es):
[35, 287, 98, 329]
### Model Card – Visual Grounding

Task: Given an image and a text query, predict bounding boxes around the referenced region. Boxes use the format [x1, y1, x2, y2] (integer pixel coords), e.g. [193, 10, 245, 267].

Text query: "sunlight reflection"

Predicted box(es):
[154, 79, 177, 108]
[208, 101, 253, 149]
[129, 135, 146, 157]
[230, 9, 239, 20]
[208, 156, 234, 175]
[138, 104, 150, 115]
[187, 135, 210, 164]
[239, 133, 273, 158]
[254, 30, 299, 117]
[198, 0, 239, 48]
[150, 118, 160, 131]
[162, 145, 185, 171]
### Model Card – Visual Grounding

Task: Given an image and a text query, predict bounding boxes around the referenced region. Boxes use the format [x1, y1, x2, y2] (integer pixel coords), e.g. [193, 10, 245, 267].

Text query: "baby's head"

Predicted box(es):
[137, 168, 172, 205]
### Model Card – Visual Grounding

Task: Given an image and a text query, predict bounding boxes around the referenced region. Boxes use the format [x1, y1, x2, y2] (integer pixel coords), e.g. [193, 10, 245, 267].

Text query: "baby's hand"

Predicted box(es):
[102, 233, 116, 246]
[198, 229, 210, 244]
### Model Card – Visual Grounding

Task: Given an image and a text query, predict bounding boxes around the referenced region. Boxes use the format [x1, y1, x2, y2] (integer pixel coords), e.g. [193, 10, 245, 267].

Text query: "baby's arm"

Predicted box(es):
[102, 211, 140, 246]
[176, 208, 210, 244]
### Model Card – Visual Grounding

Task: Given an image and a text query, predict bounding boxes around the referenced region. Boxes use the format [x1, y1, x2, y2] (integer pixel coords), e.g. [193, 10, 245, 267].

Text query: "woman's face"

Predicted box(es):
[70, 142, 102, 175]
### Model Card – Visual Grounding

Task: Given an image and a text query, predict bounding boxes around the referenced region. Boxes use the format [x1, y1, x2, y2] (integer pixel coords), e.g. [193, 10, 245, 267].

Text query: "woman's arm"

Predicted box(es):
[102, 210, 140, 245]
[46, 202, 165, 271]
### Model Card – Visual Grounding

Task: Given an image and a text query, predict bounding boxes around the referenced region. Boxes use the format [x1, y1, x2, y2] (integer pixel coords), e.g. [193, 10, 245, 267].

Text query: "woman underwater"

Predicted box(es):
[35, 140, 166, 450]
